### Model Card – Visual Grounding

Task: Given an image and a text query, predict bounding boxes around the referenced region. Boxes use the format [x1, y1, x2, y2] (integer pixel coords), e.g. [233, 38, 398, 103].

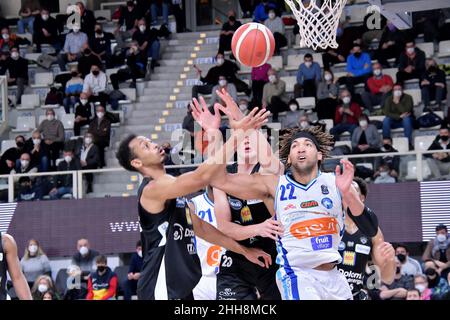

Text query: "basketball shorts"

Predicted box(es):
[193, 275, 217, 300]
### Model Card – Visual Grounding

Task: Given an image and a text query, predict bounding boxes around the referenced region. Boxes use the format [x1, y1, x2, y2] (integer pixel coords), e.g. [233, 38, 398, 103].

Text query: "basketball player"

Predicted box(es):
[210, 126, 380, 300]
[188, 186, 225, 300]
[116, 100, 272, 300]
[338, 177, 396, 300]
[0, 233, 32, 300]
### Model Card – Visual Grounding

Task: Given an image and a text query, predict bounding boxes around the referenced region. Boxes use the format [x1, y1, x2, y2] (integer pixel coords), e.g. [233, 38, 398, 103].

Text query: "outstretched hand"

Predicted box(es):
[215, 88, 244, 121]
[190, 96, 221, 131]
[335, 159, 355, 197]
[230, 107, 270, 131]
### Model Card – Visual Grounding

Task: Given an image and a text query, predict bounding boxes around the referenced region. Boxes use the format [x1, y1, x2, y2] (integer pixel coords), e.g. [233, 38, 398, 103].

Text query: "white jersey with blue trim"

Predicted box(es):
[275, 171, 345, 269]
[190, 193, 224, 278]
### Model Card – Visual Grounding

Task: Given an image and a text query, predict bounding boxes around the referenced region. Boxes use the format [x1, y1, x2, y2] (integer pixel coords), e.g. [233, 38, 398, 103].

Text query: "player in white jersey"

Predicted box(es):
[188, 186, 225, 300]
[211, 126, 379, 300]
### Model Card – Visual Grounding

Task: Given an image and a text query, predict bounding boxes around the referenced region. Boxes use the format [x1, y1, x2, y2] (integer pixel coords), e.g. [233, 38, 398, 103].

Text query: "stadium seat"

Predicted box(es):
[34, 72, 54, 86]
[267, 56, 283, 71]
[120, 88, 137, 102]
[414, 135, 436, 152]
[17, 94, 40, 110]
[334, 140, 352, 149]
[111, 110, 124, 127]
[61, 114, 75, 130]
[383, 68, 398, 82]
[113, 266, 130, 297]
[281, 76, 297, 93]
[321, 119, 334, 133]
[438, 40, 450, 58]
[393, 137, 409, 153]
[416, 42, 435, 58]
[265, 122, 281, 130]
[356, 163, 373, 170]
[12, 116, 36, 133]
[296, 97, 316, 110]
[94, 9, 111, 20]
[1, 140, 17, 156]
[405, 160, 432, 180]
[24, 53, 41, 62]
[403, 89, 421, 106]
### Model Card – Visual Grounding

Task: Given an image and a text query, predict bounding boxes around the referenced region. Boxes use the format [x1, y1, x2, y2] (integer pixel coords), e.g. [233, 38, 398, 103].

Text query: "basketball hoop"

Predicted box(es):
[285, 0, 348, 50]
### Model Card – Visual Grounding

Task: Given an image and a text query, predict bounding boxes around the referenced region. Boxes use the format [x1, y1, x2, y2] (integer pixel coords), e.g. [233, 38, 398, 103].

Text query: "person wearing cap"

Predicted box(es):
[422, 224, 450, 269]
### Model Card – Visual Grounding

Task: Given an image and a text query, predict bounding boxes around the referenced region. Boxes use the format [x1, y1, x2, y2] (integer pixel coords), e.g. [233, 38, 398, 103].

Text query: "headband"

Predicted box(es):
[288, 131, 320, 150]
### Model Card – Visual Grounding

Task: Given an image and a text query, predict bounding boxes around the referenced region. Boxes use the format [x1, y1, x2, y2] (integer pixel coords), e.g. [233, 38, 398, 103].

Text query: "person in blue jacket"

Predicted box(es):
[338, 43, 373, 94]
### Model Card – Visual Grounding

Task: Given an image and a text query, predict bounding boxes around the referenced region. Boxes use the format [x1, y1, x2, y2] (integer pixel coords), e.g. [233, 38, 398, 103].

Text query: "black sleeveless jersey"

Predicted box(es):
[0, 233, 7, 300]
[225, 163, 277, 259]
[337, 229, 373, 298]
[136, 178, 201, 300]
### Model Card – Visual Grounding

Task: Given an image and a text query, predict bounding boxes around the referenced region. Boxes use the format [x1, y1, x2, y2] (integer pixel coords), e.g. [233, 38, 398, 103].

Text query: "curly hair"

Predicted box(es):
[279, 126, 334, 167]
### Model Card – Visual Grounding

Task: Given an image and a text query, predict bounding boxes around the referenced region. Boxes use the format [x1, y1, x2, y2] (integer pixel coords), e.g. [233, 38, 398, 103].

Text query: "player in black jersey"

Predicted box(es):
[117, 97, 272, 300]
[337, 177, 396, 300]
[0, 233, 32, 300]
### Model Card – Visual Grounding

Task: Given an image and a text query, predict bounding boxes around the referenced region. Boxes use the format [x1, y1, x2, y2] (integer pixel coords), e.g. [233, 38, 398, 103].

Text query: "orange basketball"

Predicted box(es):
[231, 22, 275, 67]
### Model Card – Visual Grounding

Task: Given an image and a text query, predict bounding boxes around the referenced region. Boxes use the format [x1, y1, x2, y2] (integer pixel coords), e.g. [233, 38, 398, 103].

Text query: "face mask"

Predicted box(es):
[80, 99, 88, 105]
[84, 48, 91, 55]
[300, 121, 309, 129]
[219, 79, 227, 87]
[304, 61, 312, 68]
[324, 74, 332, 81]
[64, 156, 72, 163]
[95, 29, 102, 35]
[11, 52, 19, 60]
[97, 266, 106, 273]
[415, 284, 426, 293]
[137, 250, 142, 258]
[380, 171, 389, 178]
[33, 138, 41, 145]
[96, 112, 104, 119]
[216, 58, 224, 66]
[139, 25, 146, 32]
[397, 253, 406, 263]
[71, 71, 79, 78]
[289, 104, 297, 112]
[38, 284, 48, 293]
[393, 90, 402, 97]
[437, 234, 447, 242]
[406, 47, 415, 54]
[47, 115, 54, 121]
[373, 69, 382, 76]
[79, 246, 89, 256]
[84, 137, 92, 145]
[342, 97, 351, 104]
[72, 27, 80, 33]
[354, 52, 362, 58]
[440, 135, 449, 142]
[16, 141, 24, 148]
[425, 268, 437, 277]
[269, 13, 276, 19]
[2, 34, 9, 40]
[28, 244, 38, 254]
[42, 14, 49, 21]
[383, 144, 392, 150]
[92, 70, 100, 76]
[359, 120, 368, 127]
[21, 160, 29, 168]
[229, 16, 236, 22]
[239, 104, 247, 112]
[396, 267, 401, 274]
[269, 75, 277, 83]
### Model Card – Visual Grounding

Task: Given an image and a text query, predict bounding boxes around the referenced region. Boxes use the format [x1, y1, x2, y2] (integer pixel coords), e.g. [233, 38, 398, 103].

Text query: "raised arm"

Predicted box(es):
[371, 229, 396, 285]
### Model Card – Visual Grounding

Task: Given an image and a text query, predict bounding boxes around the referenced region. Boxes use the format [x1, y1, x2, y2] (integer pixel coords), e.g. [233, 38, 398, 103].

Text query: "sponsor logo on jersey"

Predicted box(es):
[338, 241, 346, 251]
[321, 197, 333, 209]
[218, 288, 236, 300]
[321, 185, 329, 195]
[283, 203, 296, 211]
[247, 199, 263, 205]
[360, 236, 368, 245]
[311, 235, 333, 250]
[206, 245, 223, 267]
[300, 200, 319, 209]
[347, 241, 354, 248]
[229, 198, 242, 210]
[187, 243, 197, 255]
[173, 223, 195, 241]
[176, 197, 186, 208]
[290, 217, 339, 239]
[339, 269, 363, 280]
[240, 205, 253, 223]
[355, 244, 371, 255]
[343, 251, 356, 266]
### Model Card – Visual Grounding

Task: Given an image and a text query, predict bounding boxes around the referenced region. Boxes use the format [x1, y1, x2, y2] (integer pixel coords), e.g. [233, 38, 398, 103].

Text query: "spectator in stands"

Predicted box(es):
[253, 0, 276, 23]
[76, 1, 96, 40]
[86, 255, 118, 300]
[406, 289, 421, 300]
[38, 109, 65, 170]
[251, 62, 271, 108]
[373, 163, 396, 184]
[63, 265, 88, 300]
[339, 43, 372, 95]
[73, 92, 93, 136]
[90, 23, 113, 68]
[294, 54, 321, 98]
[423, 259, 450, 300]
[72, 238, 99, 282]
[330, 90, 362, 140]
[1, 135, 27, 172]
[262, 68, 288, 121]
[42, 290, 58, 300]
[13, 153, 38, 175]
[33, 8, 59, 53]
[192, 53, 249, 98]
[321, 23, 354, 70]
[63, 68, 84, 114]
[316, 70, 339, 120]
[110, 41, 147, 90]
[414, 274, 432, 300]
[281, 99, 303, 130]
[88, 104, 111, 168]
[124, 240, 143, 300]
[17, 0, 40, 34]
[57, 25, 88, 71]
[83, 64, 108, 105]
[79, 132, 100, 194]
[421, 58, 447, 111]
[351, 114, 382, 154]
[237, 98, 250, 116]
[150, 0, 170, 26]
[16, 176, 47, 202]
[115, 1, 139, 50]
[426, 126, 450, 180]
[25, 130, 49, 172]
[375, 20, 405, 68]
[0, 27, 23, 53]
[396, 244, 423, 276]
[422, 224, 450, 265]
[31, 275, 58, 300]
[0, 153, 16, 175]
[374, 137, 400, 179]
[209, 76, 238, 105]
[362, 63, 394, 113]
[264, 8, 286, 55]
[396, 40, 426, 84]
[4, 47, 28, 106]
[218, 10, 241, 55]
[379, 258, 414, 300]
[133, 18, 160, 70]
[20, 239, 51, 287]
[182, 104, 195, 136]
[48, 149, 81, 199]
[382, 83, 414, 146]
[78, 47, 102, 79]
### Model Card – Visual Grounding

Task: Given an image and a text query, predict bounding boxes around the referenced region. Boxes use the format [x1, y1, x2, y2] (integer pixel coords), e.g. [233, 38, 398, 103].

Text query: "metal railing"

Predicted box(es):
[0, 76, 8, 132]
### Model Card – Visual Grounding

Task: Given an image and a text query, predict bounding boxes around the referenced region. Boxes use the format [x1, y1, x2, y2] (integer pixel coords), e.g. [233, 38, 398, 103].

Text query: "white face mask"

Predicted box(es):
[64, 155, 72, 163]
[139, 25, 146, 32]
[324, 74, 332, 81]
[46, 115, 55, 121]
[28, 244, 38, 254]
[437, 234, 447, 242]
[80, 99, 88, 105]
[415, 284, 426, 293]
[406, 47, 415, 54]
[393, 90, 402, 97]
[21, 160, 30, 168]
[299, 121, 309, 129]
[268, 12, 276, 19]
[72, 26, 80, 33]
[38, 284, 48, 293]
[2, 34, 9, 40]
[373, 69, 382, 76]
[11, 52, 19, 60]
[216, 58, 224, 66]
[41, 14, 49, 21]
[137, 250, 142, 258]
[33, 138, 41, 145]
[84, 137, 92, 145]
[79, 246, 89, 256]
[289, 104, 297, 112]
[380, 171, 389, 177]
[359, 120, 368, 128]
[342, 97, 351, 104]
[239, 104, 248, 112]
[304, 61, 312, 68]
[219, 79, 227, 87]
[268, 75, 277, 83]
[96, 112, 104, 119]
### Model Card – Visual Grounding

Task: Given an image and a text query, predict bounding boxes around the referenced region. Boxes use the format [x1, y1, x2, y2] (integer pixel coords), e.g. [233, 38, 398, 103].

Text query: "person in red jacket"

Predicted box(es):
[86, 255, 118, 300]
[330, 89, 363, 141]
[361, 63, 394, 113]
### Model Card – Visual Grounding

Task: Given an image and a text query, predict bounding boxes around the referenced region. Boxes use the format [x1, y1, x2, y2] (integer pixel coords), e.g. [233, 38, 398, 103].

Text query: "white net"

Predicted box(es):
[285, 0, 348, 50]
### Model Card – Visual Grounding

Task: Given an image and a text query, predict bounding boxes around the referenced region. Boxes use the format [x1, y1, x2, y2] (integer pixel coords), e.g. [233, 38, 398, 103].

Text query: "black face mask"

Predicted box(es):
[16, 141, 24, 148]
[71, 71, 78, 77]
[383, 144, 392, 150]
[164, 148, 171, 154]
[95, 29, 102, 34]
[84, 49, 91, 55]
[92, 70, 100, 76]
[354, 52, 362, 58]
[397, 254, 406, 263]
[97, 266, 106, 273]
[396, 267, 401, 274]
[229, 16, 236, 22]
[440, 135, 449, 142]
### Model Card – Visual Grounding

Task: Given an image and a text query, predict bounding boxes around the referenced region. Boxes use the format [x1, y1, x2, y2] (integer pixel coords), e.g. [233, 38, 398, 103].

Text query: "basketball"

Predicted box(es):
[231, 22, 275, 67]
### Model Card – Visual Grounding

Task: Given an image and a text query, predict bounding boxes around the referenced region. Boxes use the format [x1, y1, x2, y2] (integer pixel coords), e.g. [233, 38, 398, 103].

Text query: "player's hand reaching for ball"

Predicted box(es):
[190, 96, 221, 131]
[229, 107, 269, 131]
[335, 159, 355, 197]
[215, 88, 244, 121]
[243, 247, 272, 268]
